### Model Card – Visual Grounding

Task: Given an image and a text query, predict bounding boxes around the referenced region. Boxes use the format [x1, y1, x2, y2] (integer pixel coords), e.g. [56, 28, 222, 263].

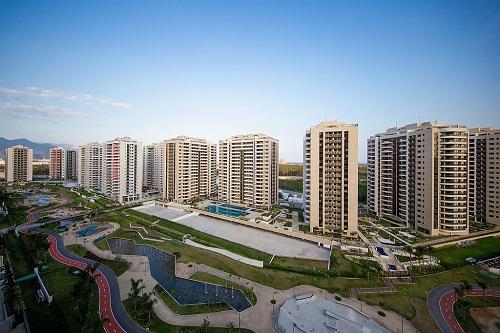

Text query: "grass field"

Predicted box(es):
[94, 212, 384, 296]
[359, 265, 500, 333]
[190, 272, 257, 305]
[123, 298, 253, 333]
[434, 236, 500, 268]
[454, 296, 500, 333]
[67, 244, 130, 276]
[278, 179, 302, 192]
[5, 233, 34, 277]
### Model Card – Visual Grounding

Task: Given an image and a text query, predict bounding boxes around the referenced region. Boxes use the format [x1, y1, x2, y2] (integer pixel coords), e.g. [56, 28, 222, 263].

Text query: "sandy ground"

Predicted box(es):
[470, 307, 500, 333]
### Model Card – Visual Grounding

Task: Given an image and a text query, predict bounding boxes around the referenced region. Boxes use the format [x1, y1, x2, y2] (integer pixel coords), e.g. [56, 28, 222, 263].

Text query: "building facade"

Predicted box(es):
[5, 145, 33, 182]
[303, 121, 358, 236]
[486, 129, 500, 224]
[368, 122, 469, 236]
[65, 149, 78, 181]
[162, 136, 216, 203]
[102, 137, 143, 203]
[218, 134, 279, 209]
[78, 142, 103, 191]
[468, 128, 489, 223]
[49, 147, 65, 180]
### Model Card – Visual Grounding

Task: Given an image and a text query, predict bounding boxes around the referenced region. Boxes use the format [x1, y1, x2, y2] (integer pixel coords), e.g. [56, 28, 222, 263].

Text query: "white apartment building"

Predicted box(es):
[218, 134, 278, 209]
[102, 137, 143, 203]
[78, 142, 103, 191]
[162, 136, 216, 203]
[303, 121, 358, 237]
[65, 149, 78, 181]
[368, 122, 469, 236]
[49, 147, 65, 180]
[486, 129, 500, 224]
[5, 145, 33, 182]
[142, 143, 164, 193]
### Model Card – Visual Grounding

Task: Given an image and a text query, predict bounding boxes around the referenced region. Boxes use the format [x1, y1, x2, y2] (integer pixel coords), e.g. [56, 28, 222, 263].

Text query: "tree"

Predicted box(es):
[403, 245, 413, 279]
[461, 280, 472, 296]
[129, 278, 145, 311]
[477, 280, 488, 300]
[226, 321, 235, 332]
[140, 291, 157, 325]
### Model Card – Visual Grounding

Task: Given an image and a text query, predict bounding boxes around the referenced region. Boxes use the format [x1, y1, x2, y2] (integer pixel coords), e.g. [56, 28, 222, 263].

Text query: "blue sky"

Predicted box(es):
[1, 0, 499, 162]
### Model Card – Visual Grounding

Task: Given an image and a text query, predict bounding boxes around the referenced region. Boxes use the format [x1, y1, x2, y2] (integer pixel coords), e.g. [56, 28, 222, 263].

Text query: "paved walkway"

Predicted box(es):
[184, 239, 264, 267]
[79, 223, 418, 333]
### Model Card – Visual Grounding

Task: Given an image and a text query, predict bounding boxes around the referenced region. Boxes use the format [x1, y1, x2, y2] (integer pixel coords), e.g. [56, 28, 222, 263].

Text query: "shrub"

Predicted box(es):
[378, 310, 386, 317]
[335, 296, 341, 301]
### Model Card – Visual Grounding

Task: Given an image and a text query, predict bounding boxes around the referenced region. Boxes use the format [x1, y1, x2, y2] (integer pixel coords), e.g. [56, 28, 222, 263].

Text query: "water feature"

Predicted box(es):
[107, 238, 252, 312]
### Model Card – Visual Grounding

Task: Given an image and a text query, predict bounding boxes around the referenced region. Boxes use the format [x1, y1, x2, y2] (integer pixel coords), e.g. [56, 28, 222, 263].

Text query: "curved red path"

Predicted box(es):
[47, 235, 125, 333]
[439, 288, 500, 333]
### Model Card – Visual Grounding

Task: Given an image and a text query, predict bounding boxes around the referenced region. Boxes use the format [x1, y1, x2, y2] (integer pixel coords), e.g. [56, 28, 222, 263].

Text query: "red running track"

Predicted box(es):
[47, 235, 126, 333]
[439, 288, 500, 333]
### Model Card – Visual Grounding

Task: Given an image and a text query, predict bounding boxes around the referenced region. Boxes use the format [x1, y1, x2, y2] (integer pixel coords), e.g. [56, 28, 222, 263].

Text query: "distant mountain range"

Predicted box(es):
[0, 137, 66, 159]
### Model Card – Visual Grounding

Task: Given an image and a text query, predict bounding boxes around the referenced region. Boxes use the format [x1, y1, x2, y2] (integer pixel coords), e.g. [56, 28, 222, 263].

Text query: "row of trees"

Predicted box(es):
[453, 280, 489, 321]
[128, 278, 157, 326]
[71, 262, 101, 333]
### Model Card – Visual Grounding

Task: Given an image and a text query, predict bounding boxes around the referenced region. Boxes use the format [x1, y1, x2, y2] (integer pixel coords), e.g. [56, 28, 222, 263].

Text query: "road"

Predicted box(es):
[43, 231, 149, 333]
[427, 284, 500, 333]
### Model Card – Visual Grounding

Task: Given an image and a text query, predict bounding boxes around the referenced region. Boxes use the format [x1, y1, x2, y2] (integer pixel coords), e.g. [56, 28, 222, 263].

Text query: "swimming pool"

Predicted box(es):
[376, 247, 388, 256]
[206, 203, 247, 218]
[76, 225, 108, 238]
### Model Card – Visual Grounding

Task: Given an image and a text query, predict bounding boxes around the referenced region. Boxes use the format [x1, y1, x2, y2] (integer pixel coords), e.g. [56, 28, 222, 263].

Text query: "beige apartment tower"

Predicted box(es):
[5, 145, 33, 182]
[218, 134, 279, 209]
[368, 122, 469, 236]
[162, 136, 217, 204]
[49, 147, 65, 180]
[303, 121, 358, 237]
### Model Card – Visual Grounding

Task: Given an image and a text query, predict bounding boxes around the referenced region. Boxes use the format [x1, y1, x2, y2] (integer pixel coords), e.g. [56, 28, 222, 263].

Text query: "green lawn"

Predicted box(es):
[154, 285, 231, 315]
[5, 233, 34, 277]
[278, 179, 302, 193]
[67, 244, 130, 276]
[190, 272, 257, 305]
[359, 265, 500, 333]
[93, 220, 384, 297]
[123, 298, 253, 333]
[434, 236, 500, 268]
[454, 295, 500, 333]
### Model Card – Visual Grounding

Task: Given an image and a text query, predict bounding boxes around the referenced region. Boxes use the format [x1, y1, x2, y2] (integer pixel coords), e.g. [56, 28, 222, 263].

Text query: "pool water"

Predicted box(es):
[206, 204, 247, 218]
[76, 225, 108, 238]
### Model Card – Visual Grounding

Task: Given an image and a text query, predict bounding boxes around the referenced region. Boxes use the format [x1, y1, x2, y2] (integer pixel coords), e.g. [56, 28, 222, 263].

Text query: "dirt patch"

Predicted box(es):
[409, 298, 441, 333]
[470, 307, 500, 333]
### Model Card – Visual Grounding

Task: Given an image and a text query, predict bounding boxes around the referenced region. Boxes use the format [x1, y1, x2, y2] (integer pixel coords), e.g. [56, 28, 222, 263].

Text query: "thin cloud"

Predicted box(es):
[0, 86, 133, 109]
[0, 102, 92, 119]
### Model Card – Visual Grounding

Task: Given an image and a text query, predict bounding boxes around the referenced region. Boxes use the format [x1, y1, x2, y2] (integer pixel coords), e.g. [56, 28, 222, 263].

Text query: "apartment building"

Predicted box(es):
[49, 147, 65, 180]
[468, 128, 489, 222]
[78, 142, 103, 191]
[162, 136, 216, 203]
[486, 129, 500, 223]
[303, 121, 358, 236]
[143, 144, 156, 191]
[65, 149, 78, 181]
[102, 137, 143, 203]
[368, 122, 469, 236]
[218, 134, 278, 209]
[5, 145, 33, 182]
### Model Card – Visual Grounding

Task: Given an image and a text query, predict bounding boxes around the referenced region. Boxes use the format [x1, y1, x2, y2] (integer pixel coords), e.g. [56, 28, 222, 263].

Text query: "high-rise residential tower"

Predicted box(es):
[78, 142, 103, 191]
[218, 134, 279, 209]
[5, 145, 33, 182]
[65, 149, 78, 181]
[49, 147, 65, 180]
[143, 144, 156, 191]
[368, 122, 469, 236]
[162, 136, 216, 203]
[303, 121, 358, 237]
[102, 137, 143, 203]
[486, 129, 500, 224]
[468, 128, 490, 223]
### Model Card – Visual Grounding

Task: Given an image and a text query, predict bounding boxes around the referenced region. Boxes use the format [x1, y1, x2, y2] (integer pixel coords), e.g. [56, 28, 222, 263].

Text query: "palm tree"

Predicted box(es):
[462, 280, 472, 296]
[453, 286, 461, 302]
[202, 317, 210, 333]
[129, 278, 145, 310]
[140, 291, 158, 325]
[477, 280, 487, 300]
[403, 245, 413, 279]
